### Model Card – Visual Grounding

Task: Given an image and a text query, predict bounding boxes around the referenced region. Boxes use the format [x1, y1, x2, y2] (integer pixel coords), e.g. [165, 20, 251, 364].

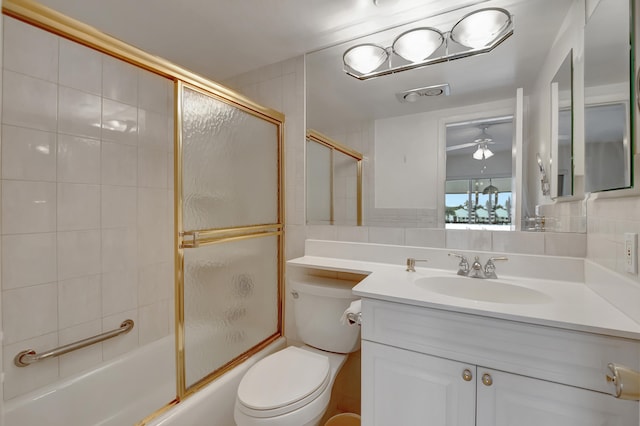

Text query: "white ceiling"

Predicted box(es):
[36, 0, 492, 81]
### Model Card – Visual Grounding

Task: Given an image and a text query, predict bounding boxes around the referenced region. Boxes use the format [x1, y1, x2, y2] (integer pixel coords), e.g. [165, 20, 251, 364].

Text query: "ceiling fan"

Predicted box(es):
[446, 127, 496, 160]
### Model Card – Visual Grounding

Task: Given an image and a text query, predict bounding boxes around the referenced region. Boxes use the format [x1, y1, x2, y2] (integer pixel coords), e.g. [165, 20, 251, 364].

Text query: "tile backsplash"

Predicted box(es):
[307, 225, 587, 258]
[1, 16, 174, 399]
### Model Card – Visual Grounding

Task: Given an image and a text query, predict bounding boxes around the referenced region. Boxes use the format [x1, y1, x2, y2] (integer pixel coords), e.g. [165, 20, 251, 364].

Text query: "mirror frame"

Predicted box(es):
[550, 49, 574, 199]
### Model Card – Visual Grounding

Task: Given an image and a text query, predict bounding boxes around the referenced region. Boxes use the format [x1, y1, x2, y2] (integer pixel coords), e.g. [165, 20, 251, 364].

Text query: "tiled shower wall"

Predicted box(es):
[1, 17, 174, 399]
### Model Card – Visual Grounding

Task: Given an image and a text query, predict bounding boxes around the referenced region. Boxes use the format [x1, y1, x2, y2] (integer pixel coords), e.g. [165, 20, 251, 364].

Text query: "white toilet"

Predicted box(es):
[234, 276, 361, 426]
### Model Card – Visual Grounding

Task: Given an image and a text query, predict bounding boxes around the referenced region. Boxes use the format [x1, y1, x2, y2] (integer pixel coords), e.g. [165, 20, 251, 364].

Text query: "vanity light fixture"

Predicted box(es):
[343, 7, 513, 80]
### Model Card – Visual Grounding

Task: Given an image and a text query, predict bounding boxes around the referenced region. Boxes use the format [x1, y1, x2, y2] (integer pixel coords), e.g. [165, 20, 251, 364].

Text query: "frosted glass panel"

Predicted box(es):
[306, 140, 332, 224]
[184, 235, 279, 388]
[334, 151, 359, 226]
[182, 87, 279, 231]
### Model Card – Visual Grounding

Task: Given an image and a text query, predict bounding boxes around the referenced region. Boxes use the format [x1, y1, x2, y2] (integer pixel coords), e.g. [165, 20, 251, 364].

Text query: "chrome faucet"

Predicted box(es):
[448, 253, 469, 276]
[468, 256, 485, 278]
[448, 253, 508, 279]
[406, 258, 428, 272]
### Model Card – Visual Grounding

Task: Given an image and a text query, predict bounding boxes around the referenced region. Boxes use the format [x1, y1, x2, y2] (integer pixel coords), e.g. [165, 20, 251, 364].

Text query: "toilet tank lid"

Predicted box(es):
[290, 276, 358, 298]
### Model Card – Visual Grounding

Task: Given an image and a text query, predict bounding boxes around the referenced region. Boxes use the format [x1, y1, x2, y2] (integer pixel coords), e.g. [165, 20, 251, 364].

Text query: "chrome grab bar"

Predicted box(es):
[14, 319, 134, 367]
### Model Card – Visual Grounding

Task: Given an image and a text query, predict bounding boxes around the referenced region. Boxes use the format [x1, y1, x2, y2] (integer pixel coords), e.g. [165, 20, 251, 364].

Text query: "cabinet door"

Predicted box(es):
[362, 341, 475, 426]
[476, 368, 639, 426]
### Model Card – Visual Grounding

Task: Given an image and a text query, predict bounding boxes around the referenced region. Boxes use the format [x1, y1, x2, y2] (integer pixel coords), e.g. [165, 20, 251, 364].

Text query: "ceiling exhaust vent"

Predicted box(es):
[396, 83, 450, 103]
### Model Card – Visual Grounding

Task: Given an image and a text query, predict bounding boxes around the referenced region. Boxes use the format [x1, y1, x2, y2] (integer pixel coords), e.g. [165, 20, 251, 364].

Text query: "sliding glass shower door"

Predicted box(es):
[176, 82, 284, 397]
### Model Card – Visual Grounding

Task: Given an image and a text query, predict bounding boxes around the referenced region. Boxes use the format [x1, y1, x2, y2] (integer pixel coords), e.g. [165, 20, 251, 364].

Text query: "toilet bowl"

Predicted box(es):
[234, 276, 361, 426]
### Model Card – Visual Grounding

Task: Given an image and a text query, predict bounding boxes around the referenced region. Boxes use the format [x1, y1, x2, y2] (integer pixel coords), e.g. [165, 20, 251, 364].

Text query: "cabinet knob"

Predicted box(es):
[462, 369, 473, 382]
[482, 373, 493, 386]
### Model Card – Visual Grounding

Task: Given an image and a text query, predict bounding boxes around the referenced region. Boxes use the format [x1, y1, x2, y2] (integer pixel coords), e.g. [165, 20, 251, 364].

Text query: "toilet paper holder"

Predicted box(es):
[606, 363, 640, 400]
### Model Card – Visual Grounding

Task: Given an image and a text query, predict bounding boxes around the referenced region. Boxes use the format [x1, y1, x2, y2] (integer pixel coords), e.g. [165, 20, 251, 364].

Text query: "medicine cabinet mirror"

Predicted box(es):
[584, 0, 634, 192]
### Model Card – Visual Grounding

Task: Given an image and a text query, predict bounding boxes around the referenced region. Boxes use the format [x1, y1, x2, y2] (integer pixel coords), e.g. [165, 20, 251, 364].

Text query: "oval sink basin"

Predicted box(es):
[414, 276, 552, 304]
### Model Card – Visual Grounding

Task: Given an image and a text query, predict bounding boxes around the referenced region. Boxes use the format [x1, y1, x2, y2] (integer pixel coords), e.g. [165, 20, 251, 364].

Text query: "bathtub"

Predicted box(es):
[4, 336, 285, 426]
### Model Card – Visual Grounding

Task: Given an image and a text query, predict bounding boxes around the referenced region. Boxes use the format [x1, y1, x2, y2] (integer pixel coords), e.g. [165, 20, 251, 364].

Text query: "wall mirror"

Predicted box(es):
[550, 50, 574, 198]
[306, 0, 572, 228]
[306, 130, 363, 226]
[445, 116, 514, 230]
[306, 0, 574, 230]
[584, 0, 634, 192]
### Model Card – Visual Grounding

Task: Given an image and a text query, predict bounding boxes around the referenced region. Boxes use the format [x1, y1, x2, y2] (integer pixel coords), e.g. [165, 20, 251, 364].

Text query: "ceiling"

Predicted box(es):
[35, 0, 493, 81]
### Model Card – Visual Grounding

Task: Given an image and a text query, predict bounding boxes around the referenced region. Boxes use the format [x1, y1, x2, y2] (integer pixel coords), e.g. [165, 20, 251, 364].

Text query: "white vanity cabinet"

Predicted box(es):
[361, 298, 640, 426]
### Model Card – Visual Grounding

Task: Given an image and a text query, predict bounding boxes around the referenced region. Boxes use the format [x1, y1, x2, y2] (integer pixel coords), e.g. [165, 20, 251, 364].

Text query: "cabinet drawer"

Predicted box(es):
[362, 299, 640, 394]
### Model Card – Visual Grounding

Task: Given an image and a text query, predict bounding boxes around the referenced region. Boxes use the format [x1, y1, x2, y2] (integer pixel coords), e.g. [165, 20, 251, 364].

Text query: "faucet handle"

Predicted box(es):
[484, 256, 508, 279]
[448, 253, 470, 275]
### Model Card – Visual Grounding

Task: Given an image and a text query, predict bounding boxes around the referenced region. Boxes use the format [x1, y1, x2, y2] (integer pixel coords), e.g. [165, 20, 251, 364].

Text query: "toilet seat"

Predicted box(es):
[236, 346, 331, 418]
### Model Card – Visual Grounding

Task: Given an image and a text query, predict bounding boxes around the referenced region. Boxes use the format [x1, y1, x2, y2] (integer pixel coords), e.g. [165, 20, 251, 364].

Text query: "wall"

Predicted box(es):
[1, 17, 174, 400]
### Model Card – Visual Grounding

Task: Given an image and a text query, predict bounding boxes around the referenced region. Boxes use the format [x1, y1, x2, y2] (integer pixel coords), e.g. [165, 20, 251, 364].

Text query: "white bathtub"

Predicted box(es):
[4, 336, 285, 426]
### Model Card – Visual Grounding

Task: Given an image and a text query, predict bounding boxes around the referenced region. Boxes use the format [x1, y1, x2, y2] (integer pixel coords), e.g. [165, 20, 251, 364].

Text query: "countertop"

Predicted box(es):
[288, 255, 640, 340]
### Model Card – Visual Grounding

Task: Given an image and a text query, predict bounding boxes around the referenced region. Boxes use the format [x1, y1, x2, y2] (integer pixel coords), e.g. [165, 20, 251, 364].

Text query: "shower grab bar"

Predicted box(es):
[14, 319, 134, 367]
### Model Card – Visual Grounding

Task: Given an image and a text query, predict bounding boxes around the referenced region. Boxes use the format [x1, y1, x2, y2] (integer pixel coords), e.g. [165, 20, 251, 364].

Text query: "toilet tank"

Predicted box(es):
[290, 276, 361, 354]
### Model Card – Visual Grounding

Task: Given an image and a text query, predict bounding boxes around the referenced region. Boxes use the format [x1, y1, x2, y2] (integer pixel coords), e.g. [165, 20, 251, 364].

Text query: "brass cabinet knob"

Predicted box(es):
[462, 368, 473, 382]
[482, 373, 493, 386]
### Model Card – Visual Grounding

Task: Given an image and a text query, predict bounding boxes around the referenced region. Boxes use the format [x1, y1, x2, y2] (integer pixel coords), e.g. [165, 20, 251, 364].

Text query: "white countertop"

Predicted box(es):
[288, 255, 640, 340]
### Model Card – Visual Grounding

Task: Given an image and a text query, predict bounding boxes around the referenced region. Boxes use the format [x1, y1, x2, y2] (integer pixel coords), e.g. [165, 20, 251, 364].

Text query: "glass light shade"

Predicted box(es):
[472, 145, 494, 160]
[392, 27, 444, 63]
[343, 44, 388, 74]
[472, 146, 484, 160]
[450, 8, 511, 49]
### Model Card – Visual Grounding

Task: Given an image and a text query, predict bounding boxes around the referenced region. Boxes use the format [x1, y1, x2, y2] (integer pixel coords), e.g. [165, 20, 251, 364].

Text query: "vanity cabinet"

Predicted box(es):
[361, 299, 640, 426]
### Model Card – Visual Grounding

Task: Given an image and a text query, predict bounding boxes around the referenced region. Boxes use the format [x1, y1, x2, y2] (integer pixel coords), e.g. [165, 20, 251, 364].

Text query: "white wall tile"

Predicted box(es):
[102, 269, 138, 316]
[58, 275, 101, 329]
[139, 262, 172, 306]
[57, 183, 100, 231]
[138, 71, 170, 115]
[368, 227, 405, 245]
[2, 180, 56, 234]
[138, 109, 170, 150]
[138, 147, 167, 188]
[58, 86, 101, 139]
[57, 230, 101, 280]
[2, 125, 56, 181]
[405, 228, 446, 248]
[138, 188, 168, 266]
[139, 300, 170, 345]
[337, 226, 369, 243]
[102, 228, 137, 273]
[58, 38, 102, 94]
[2, 71, 57, 131]
[101, 141, 137, 186]
[101, 185, 137, 229]
[102, 56, 138, 105]
[102, 98, 138, 145]
[2, 282, 58, 344]
[545, 232, 587, 257]
[102, 310, 138, 361]
[446, 229, 492, 251]
[492, 231, 545, 255]
[3, 16, 58, 82]
[57, 134, 101, 184]
[3, 332, 59, 399]
[2, 233, 57, 290]
[58, 319, 102, 378]
[306, 225, 338, 241]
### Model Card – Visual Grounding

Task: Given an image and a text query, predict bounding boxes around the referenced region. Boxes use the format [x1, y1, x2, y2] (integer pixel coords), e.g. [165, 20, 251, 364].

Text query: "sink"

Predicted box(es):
[414, 276, 552, 304]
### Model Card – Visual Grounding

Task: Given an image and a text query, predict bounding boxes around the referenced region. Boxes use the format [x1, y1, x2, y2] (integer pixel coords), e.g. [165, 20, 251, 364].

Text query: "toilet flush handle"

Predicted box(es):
[291, 290, 299, 299]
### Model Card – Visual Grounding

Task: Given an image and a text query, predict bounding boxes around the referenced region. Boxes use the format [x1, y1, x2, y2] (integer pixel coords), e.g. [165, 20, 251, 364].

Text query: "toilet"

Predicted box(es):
[234, 276, 361, 426]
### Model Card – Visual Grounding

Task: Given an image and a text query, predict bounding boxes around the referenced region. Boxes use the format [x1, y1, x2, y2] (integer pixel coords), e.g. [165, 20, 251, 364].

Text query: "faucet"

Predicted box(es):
[468, 256, 485, 278]
[484, 256, 508, 279]
[448, 253, 508, 279]
[448, 253, 469, 276]
[406, 258, 428, 272]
